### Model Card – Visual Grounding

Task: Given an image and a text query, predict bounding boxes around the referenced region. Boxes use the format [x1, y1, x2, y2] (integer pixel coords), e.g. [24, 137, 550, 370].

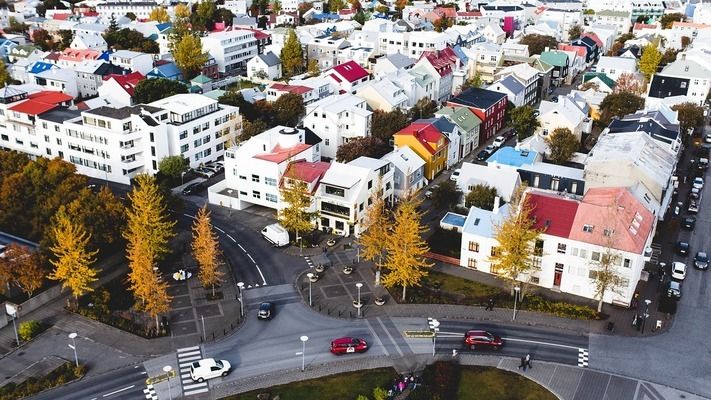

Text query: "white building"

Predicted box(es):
[201, 30, 259, 74]
[97, 72, 144, 107]
[96, 1, 158, 21]
[247, 51, 283, 80]
[109, 50, 154, 75]
[70, 31, 108, 51]
[33, 68, 79, 98]
[356, 77, 409, 112]
[537, 95, 588, 141]
[595, 56, 637, 82]
[382, 147, 426, 199]
[303, 94, 372, 160]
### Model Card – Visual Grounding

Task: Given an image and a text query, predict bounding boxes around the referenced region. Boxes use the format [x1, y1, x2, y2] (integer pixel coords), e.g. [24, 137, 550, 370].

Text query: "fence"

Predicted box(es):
[425, 252, 460, 266]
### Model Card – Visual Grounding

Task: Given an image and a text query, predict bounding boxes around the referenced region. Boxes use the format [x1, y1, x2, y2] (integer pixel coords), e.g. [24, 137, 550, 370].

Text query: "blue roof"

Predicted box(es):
[156, 22, 172, 32]
[147, 63, 183, 80]
[462, 204, 510, 238]
[29, 61, 56, 74]
[312, 13, 340, 20]
[441, 212, 467, 228]
[452, 45, 468, 65]
[486, 147, 537, 168]
[98, 50, 110, 61]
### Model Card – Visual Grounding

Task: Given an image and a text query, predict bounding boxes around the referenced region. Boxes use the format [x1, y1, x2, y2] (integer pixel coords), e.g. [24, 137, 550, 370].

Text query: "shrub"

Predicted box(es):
[356, 395, 369, 400]
[0, 362, 85, 400]
[18, 320, 43, 341]
[373, 386, 388, 400]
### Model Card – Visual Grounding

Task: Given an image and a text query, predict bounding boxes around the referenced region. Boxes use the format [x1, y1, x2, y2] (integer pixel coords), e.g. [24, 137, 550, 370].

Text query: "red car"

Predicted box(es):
[330, 337, 368, 355]
[464, 330, 504, 350]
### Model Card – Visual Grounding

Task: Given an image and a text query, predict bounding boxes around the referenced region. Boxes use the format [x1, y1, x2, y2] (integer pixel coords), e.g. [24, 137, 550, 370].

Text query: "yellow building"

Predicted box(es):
[394, 121, 449, 181]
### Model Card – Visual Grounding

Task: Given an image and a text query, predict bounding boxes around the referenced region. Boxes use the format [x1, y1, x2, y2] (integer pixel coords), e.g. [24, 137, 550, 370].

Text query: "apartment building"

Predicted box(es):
[96, 1, 158, 20]
[202, 30, 259, 75]
[303, 94, 372, 160]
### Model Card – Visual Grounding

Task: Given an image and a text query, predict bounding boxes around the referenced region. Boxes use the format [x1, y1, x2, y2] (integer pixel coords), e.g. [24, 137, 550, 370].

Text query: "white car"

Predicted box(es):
[693, 177, 704, 189]
[705, 134, 711, 143]
[492, 136, 506, 148]
[671, 262, 687, 281]
[450, 169, 461, 181]
[189, 358, 231, 382]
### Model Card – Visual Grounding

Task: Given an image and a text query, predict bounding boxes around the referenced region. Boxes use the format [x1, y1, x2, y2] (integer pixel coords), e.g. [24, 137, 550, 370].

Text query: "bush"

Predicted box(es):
[373, 387, 388, 400]
[522, 295, 600, 320]
[18, 320, 44, 341]
[0, 362, 85, 400]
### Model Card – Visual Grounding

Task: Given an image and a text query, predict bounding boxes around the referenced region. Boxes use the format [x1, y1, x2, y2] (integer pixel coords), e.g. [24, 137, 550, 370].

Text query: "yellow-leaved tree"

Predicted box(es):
[173, 33, 209, 80]
[126, 235, 171, 331]
[382, 195, 432, 302]
[192, 206, 224, 297]
[148, 6, 170, 23]
[1, 243, 45, 299]
[278, 177, 317, 249]
[48, 212, 99, 305]
[360, 180, 391, 274]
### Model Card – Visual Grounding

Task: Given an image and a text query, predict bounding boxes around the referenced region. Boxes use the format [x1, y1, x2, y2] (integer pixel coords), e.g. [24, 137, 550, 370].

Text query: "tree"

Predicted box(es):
[192, 206, 224, 297]
[599, 92, 645, 126]
[431, 180, 462, 210]
[672, 102, 704, 136]
[371, 109, 409, 142]
[639, 44, 662, 82]
[353, 9, 366, 25]
[60, 186, 126, 253]
[108, 14, 119, 33]
[589, 234, 624, 313]
[126, 233, 170, 331]
[509, 105, 540, 141]
[158, 156, 188, 179]
[215, 8, 235, 25]
[271, 0, 282, 14]
[465, 184, 497, 210]
[409, 98, 438, 120]
[519, 34, 558, 56]
[240, 119, 267, 141]
[173, 33, 209, 79]
[546, 127, 578, 165]
[568, 24, 582, 40]
[579, 81, 600, 91]
[105, 28, 160, 53]
[360, 180, 391, 273]
[375, 3, 389, 14]
[336, 136, 390, 162]
[433, 16, 453, 32]
[382, 195, 432, 302]
[272, 93, 305, 126]
[192, 0, 218, 31]
[488, 188, 541, 295]
[278, 179, 317, 247]
[612, 73, 645, 95]
[460, 72, 482, 92]
[57, 29, 73, 50]
[48, 212, 99, 303]
[149, 6, 170, 22]
[394, 0, 407, 15]
[328, 0, 346, 11]
[126, 12, 137, 20]
[0, 244, 44, 298]
[133, 78, 188, 104]
[307, 59, 320, 77]
[6, 17, 29, 34]
[660, 12, 683, 29]
[280, 29, 304, 76]
[660, 48, 679, 66]
[32, 29, 55, 51]
[0, 60, 10, 87]
[170, 4, 192, 50]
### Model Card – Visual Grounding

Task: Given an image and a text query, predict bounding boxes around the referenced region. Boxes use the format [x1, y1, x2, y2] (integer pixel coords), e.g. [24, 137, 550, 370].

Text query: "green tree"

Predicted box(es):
[240, 119, 267, 141]
[520, 34, 558, 55]
[431, 180, 462, 210]
[568, 24, 582, 40]
[373, 387, 388, 400]
[0, 59, 10, 87]
[307, 59, 320, 76]
[375, 4, 388, 14]
[192, 206, 224, 297]
[433, 16, 453, 32]
[108, 14, 119, 33]
[599, 92, 645, 125]
[281, 29, 304, 76]
[133, 78, 188, 104]
[192, 0, 217, 31]
[104, 28, 160, 53]
[509, 105, 540, 141]
[272, 0, 282, 14]
[370, 109, 408, 142]
[409, 98, 438, 120]
[149, 6, 170, 22]
[173, 33, 209, 79]
[158, 156, 188, 179]
[60, 186, 126, 252]
[353, 9, 366, 25]
[661, 12, 683, 29]
[278, 179, 316, 249]
[18, 320, 43, 341]
[125, 12, 137, 20]
[6, 17, 29, 34]
[57, 29, 73, 50]
[465, 184, 497, 210]
[639, 44, 662, 81]
[545, 127, 578, 165]
[328, 0, 346, 11]
[382, 195, 432, 302]
[360, 180, 391, 273]
[336, 136, 390, 162]
[273, 93, 305, 126]
[672, 102, 704, 136]
[215, 8, 235, 25]
[460, 72, 482, 91]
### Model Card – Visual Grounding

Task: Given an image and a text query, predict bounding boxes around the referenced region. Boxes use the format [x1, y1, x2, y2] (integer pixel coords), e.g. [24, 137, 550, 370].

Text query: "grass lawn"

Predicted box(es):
[426, 270, 500, 298]
[224, 368, 396, 400]
[457, 366, 557, 400]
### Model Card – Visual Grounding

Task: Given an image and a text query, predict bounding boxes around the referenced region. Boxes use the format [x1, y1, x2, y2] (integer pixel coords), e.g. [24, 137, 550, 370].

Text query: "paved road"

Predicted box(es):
[30, 364, 148, 400]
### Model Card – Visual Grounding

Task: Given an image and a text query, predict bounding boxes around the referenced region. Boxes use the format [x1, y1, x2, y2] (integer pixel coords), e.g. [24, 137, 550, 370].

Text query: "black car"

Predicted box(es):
[694, 251, 709, 270]
[676, 241, 690, 256]
[476, 150, 489, 161]
[182, 182, 204, 196]
[666, 280, 681, 299]
[258, 302, 273, 320]
[682, 216, 696, 230]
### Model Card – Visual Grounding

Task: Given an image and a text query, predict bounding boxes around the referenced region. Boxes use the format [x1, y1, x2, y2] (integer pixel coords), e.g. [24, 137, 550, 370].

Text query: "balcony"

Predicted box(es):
[320, 201, 351, 219]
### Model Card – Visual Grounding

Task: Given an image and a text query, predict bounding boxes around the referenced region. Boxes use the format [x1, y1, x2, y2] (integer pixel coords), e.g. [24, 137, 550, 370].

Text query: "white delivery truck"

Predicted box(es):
[261, 223, 289, 247]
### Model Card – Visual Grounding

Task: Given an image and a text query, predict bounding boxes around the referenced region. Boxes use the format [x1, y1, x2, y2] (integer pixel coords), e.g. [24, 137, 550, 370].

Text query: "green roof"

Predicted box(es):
[436, 106, 481, 131]
[532, 58, 553, 73]
[583, 72, 615, 89]
[540, 51, 568, 67]
[202, 89, 226, 100]
[191, 74, 213, 84]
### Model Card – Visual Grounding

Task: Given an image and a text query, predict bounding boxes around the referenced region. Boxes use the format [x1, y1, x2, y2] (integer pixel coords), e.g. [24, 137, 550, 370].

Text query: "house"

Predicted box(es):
[456, 161, 521, 202]
[355, 77, 409, 112]
[606, 106, 681, 154]
[435, 106, 481, 159]
[446, 87, 507, 146]
[97, 72, 145, 107]
[373, 52, 415, 77]
[532, 57, 554, 101]
[8, 45, 43, 64]
[518, 160, 586, 195]
[394, 120, 449, 181]
[594, 56, 637, 82]
[540, 50, 569, 86]
[0, 39, 18, 62]
[316, 156, 394, 237]
[109, 50, 154, 75]
[34, 68, 79, 98]
[382, 147, 426, 199]
[558, 49, 586, 84]
[646, 59, 711, 107]
[495, 63, 540, 106]
[265, 83, 316, 104]
[326, 60, 370, 94]
[582, 72, 616, 93]
[302, 94, 373, 160]
[571, 35, 601, 66]
[70, 31, 107, 51]
[416, 47, 459, 102]
[417, 116, 461, 169]
[307, 36, 350, 70]
[56, 49, 103, 69]
[146, 62, 183, 81]
[482, 23, 506, 45]
[201, 30, 259, 74]
[96, 2, 156, 20]
[463, 42, 502, 84]
[488, 75, 526, 107]
[587, 10, 631, 34]
[536, 95, 588, 141]
[190, 74, 213, 93]
[207, 126, 322, 211]
[74, 60, 126, 98]
[247, 51, 282, 80]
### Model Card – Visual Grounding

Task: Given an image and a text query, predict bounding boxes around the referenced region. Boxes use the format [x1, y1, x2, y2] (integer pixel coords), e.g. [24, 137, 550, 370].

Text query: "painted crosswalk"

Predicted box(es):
[177, 345, 210, 397]
[304, 256, 314, 268]
[143, 384, 158, 400]
[578, 348, 589, 367]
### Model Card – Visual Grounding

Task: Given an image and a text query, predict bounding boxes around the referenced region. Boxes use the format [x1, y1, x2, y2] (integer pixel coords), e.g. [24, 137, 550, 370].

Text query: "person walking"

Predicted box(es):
[485, 298, 495, 311]
[525, 354, 532, 369]
[518, 356, 527, 371]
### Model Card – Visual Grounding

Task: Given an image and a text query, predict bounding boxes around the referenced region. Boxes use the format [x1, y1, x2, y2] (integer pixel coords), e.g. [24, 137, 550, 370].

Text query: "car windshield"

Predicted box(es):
[674, 264, 684, 272]
[699, 253, 708, 261]
[215, 360, 223, 368]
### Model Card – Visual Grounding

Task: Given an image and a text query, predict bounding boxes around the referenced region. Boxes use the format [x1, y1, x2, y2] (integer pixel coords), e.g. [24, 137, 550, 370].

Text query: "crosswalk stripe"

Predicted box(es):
[177, 345, 200, 352]
[184, 387, 210, 396]
[578, 348, 589, 368]
[179, 355, 202, 362]
[178, 350, 202, 357]
[183, 382, 208, 390]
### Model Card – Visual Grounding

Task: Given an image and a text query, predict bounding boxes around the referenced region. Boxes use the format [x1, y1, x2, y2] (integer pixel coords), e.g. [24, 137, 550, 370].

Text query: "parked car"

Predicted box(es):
[671, 261, 687, 280]
[698, 158, 709, 171]
[682, 216, 696, 230]
[258, 302, 274, 320]
[450, 169, 461, 181]
[189, 358, 231, 382]
[463, 330, 504, 351]
[676, 241, 690, 256]
[689, 187, 702, 200]
[705, 133, 711, 143]
[476, 150, 489, 161]
[484, 145, 496, 155]
[195, 167, 215, 178]
[424, 184, 438, 198]
[330, 337, 368, 355]
[693, 177, 704, 189]
[688, 199, 699, 214]
[694, 251, 709, 270]
[492, 136, 506, 148]
[666, 280, 682, 299]
[261, 223, 289, 247]
[182, 182, 204, 196]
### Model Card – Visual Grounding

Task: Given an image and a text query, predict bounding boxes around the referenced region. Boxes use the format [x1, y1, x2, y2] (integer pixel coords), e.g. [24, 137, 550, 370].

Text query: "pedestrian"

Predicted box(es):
[322, 246, 327, 254]
[486, 298, 495, 311]
[525, 354, 532, 369]
[518, 356, 526, 371]
[452, 348, 458, 358]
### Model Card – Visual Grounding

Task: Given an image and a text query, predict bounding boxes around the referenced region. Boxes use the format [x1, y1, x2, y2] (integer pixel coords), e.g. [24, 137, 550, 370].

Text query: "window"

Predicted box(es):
[368, 180, 372, 189]
[468, 242, 479, 252]
[557, 243, 567, 254]
[239, 175, 247, 180]
[265, 177, 277, 186]
[534, 239, 544, 256]
[623, 258, 631, 268]
[583, 224, 594, 233]
[252, 191, 261, 199]
[551, 178, 560, 191]
[179, 131, 188, 140]
[467, 258, 477, 269]
[251, 174, 260, 182]
[325, 139, 330, 146]
[603, 228, 614, 237]
[591, 251, 601, 262]
[325, 185, 345, 197]
[266, 193, 277, 203]
[490, 247, 499, 257]
[194, 138, 202, 147]
[579, 249, 587, 259]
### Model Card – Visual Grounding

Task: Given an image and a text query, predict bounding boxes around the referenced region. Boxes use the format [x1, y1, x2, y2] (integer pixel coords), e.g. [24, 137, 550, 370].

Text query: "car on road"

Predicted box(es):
[258, 302, 274, 320]
[330, 337, 368, 355]
[189, 358, 231, 382]
[463, 330, 504, 351]
[682, 216, 696, 230]
[705, 133, 711, 143]
[689, 187, 702, 200]
[492, 136, 506, 148]
[424, 184, 438, 198]
[476, 150, 489, 161]
[182, 182, 204, 196]
[676, 241, 690, 256]
[671, 262, 687, 280]
[450, 169, 461, 181]
[694, 252, 709, 270]
[693, 177, 704, 189]
[666, 280, 682, 299]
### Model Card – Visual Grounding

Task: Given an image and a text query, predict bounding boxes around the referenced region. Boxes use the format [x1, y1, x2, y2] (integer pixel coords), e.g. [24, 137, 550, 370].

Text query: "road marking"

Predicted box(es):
[103, 385, 135, 397]
[238, 244, 246, 252]
[226, 234, 236, 242]
[215, 226, 225, 233]
[177, 346, 200, 352]
[578, 348, 589, 368]
[376, 317, 404, 358]
[501, 337, 583, 351]
[248, 254, 256, 263]
[184, 387, 210, 396]
[143, 384, 157, 400]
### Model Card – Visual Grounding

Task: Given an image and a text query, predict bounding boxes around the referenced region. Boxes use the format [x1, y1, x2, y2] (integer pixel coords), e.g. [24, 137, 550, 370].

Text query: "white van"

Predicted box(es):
[261, 223, 289, 247]
[189, 358, 231, 382]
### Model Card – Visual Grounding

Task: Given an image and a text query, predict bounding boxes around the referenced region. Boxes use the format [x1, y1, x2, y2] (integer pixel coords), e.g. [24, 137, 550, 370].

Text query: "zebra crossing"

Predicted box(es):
[578, 348, 589, 368]
[143, 384, 158, 399]
[304, 256, 314, 268]
[177, 345, 210, 397]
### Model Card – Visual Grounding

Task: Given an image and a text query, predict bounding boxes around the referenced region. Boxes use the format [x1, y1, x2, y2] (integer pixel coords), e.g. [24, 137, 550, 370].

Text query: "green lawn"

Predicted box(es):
[457, 366, 557, 400]
[426, 270, 500, 298]
[224, 368, 396, 400]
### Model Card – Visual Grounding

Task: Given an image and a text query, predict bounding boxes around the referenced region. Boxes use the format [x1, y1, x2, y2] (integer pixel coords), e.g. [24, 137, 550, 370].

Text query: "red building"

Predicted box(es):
[446, 87, 507, 145]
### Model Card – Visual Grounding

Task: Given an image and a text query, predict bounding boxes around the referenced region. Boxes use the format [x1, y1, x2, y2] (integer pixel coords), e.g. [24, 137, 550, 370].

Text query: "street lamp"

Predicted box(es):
[163, 365, 173, 400]
[227, 189, 233, 216]
[306, 273, 314, 306]
[299, 335, 309, 371]
[297, 236, 303, 256]
[428, 318, 440, 356]
[68, 332, 79, 367]
[355, 283, 363, 318]
[641, 299, 652, 334]
[181, 171, 186, 186]
[512, 286, 521, 321]
[237, 281, 245, 318]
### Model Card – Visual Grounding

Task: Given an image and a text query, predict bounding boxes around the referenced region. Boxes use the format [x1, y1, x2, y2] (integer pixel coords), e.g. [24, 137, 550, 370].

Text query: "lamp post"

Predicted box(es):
[297, 236, 303, 256]
[181, 171, 186, 186]
[68, 333, 79, 367]
[237, 281, 245, 318]
[355, 282, 363, 318]
[428, 318, 440, 356]
[512, 286, 521, 321]
[641, 299, 652, 334]
[163, 365, 173, 400]
[306, 273, 314, 306]
[227, 189, 233, 216]
[299, 335, 309, 371]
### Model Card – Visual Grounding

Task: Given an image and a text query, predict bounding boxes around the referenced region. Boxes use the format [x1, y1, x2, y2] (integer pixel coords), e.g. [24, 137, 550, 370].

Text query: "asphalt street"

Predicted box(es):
[30, 364, 148, 400]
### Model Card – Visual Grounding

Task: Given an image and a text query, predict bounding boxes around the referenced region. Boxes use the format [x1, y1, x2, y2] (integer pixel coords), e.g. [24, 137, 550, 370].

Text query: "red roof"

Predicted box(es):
[525, 192, 579, 238]
[243, 28, 271, 40]
[331, 60, 368, 83]
[28, 91, 74, 103]
[434, 6, 457, 18]
[58, 49, 100, 62]
[283, 160, 331, 192]
[9, 91, 73, 116]
[103, 72, 145, 96]
[457, 11, 482, 16]
[633, 23, 657, 30]
[557, 44, 586, 58]
[268, 83, 312, 95]
[52, 13, 71, 20]
[395, 121, 447, 155]
[82, 11, 99, 17]
[581, 32, 603, 48]
[419, 47, 457, 77]
[254, 143, 312, 163]
[329, 73, 342, 83]
[44, 52, 60, 61]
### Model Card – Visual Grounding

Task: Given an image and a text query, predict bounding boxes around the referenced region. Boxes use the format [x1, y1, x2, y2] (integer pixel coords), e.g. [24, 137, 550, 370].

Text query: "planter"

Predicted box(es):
[314, 264, 326, 273]
[343, 266, 353, 275]
[308, 274, 320, 283]
[327, 239, 337, 247]
[375, 297, 386, 306]
[352, 300, 363, 308]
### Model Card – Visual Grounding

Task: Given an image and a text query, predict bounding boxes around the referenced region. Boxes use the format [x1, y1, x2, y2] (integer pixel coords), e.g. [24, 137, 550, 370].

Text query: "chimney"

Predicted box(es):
[544, 47, 550, 52]
[492, 196, 500, 214]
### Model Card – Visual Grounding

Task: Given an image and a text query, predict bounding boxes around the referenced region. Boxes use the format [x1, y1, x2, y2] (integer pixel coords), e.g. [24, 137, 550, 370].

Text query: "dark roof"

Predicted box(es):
[481, 5, 523, 11]
[618, 45, 641, 58]
[303, 127, 323, 145]
[608, 118, 679, 144]
[647, 74, 689, 99]
[95, 62, 128, 76]
[257, 51, 280, 67]
[38, 107, 81, 123]
[87, 105, 163, 120]
[448, 87, 507, 110]
[577, 36, 598, 49]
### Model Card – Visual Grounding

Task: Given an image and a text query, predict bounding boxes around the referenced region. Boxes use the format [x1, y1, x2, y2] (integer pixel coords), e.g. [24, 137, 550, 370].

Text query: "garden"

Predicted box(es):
[0, 362, 86, 400]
